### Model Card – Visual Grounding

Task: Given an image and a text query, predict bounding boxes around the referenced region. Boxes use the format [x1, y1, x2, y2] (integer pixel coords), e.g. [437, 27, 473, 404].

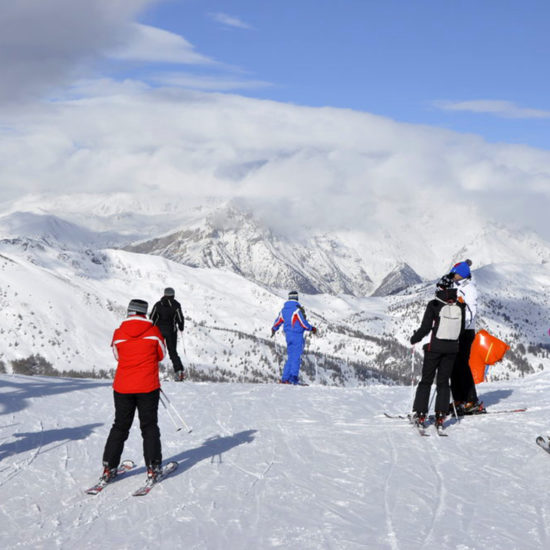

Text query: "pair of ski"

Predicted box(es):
[384, 412, 448, 436]
[384, 407, 528, 438]
[407, 414, 447, 437]
[85, 460, 178, 497]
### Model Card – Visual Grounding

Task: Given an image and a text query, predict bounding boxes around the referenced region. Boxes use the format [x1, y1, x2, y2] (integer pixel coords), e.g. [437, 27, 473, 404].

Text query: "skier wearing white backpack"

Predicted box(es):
[410, 277, 466, 428]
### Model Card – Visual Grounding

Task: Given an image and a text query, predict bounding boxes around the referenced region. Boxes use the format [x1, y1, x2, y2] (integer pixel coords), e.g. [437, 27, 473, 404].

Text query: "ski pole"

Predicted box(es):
[410, 346, 416, 410]
[451, 400, 461, 424]
[159, 393, 182, 432]
[428, 388, 436, 414]
[160, 388, 193, 433]
[179, 330, 187, 358]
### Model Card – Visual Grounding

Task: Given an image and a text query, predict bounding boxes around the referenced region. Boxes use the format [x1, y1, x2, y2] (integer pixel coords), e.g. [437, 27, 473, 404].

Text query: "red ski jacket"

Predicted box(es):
[111, 315, 166, 393]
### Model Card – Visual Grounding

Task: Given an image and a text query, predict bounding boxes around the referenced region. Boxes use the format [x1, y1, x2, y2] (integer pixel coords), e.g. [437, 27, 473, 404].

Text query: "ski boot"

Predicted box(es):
[146, 463, 162, 483]
[174, 370, 185, 382]
[412, 412, 427, 428]
[449, 401, 464, 417]
[435, 412, 446, 428]
[462, 401, 486, 415]
[100, 462, 118, 483]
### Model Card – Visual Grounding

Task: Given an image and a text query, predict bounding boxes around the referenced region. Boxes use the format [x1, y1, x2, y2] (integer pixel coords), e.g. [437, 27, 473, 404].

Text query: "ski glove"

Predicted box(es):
[311, 327, 317, 335]
[271, 329, 276, 337]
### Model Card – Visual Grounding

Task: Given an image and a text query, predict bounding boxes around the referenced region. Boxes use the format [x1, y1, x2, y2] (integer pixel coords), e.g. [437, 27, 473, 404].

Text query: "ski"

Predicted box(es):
[384, 408, 526, 421]
[405, 414, 430, 437]
[449, 407, 527, 418]
[85, 459, 135, 495]
[132, 461, 178, 496]
[536, 436, 550, 455]
[435, 423, 448, 437]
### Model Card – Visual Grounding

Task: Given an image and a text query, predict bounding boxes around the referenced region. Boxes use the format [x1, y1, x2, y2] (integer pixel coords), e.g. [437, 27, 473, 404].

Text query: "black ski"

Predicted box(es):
[536, 436, 550, 454]
[132, 461, 178, 496]
[85, 459, 135, 495]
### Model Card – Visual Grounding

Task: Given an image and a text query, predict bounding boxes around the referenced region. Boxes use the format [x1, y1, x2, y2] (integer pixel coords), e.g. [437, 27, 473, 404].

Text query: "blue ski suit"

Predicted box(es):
[272, 299, 315, 384]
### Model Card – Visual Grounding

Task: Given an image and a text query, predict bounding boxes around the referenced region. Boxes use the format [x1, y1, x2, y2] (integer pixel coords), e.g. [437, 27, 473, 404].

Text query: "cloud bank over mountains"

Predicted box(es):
[1, 1, 549, 242]
[2, 85, 550, 240]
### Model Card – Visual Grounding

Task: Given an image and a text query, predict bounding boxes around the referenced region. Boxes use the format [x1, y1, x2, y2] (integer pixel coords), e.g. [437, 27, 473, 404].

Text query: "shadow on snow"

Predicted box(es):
[0, 423, 103, 460]
[127, 430, 258, 478]
[0, 374, 109, 416]
[478, 389, 514, 407]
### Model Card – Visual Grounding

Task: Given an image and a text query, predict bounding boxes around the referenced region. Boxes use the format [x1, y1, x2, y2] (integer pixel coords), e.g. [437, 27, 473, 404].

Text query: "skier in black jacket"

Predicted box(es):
[150, 287, 185, 381]
[410, 277, 465, 428]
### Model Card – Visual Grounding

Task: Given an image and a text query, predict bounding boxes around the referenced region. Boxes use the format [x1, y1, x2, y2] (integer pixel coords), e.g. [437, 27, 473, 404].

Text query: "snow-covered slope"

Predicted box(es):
[1, 372, 550, 549]
[0, 233, 549, 384]
[0, 211, 127, 249]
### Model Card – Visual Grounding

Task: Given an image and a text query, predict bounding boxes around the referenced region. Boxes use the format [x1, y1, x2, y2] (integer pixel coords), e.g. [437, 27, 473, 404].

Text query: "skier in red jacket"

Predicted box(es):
[100, 299, 166, 482]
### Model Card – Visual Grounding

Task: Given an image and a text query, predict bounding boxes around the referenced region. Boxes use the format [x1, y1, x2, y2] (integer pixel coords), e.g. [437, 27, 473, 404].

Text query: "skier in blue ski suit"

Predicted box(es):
[271, 290, 317, 384]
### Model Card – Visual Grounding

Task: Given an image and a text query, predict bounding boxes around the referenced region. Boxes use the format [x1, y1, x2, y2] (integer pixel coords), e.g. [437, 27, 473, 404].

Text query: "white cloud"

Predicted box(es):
[435, 99, 550, 119]
[0, 0, 159, 103]
[208, 12, 252, 30]
[1, 85, 550, 240]
[153, 72, 271, 91]
[109, 23, 215, 65]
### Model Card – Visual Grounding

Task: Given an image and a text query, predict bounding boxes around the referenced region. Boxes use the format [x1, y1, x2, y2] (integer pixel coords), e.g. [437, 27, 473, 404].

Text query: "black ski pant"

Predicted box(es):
[160, 327, 184, 373]
[450, 329, 478, 403]
[102, 389, 161, 468]
[413, 350, 456, 415]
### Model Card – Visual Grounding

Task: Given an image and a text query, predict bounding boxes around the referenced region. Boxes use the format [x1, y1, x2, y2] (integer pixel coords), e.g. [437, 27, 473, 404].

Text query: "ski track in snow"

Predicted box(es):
[2, 373, 550, 549]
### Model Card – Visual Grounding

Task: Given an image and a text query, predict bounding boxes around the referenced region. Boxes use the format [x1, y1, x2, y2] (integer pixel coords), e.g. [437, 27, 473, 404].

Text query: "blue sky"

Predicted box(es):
[119, 0, 550, 149]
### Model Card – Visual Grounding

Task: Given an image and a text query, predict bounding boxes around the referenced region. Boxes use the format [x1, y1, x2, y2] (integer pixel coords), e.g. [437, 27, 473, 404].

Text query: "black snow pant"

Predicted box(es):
[102, 389, 162, 468]
[413, 350, 456, 415]
[160, 327, 184, 373]
[450, 329, 478, 403]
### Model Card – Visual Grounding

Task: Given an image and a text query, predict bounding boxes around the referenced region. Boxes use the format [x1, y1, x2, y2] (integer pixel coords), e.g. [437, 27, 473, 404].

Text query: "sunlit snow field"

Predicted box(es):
[1, 372, 550, 549]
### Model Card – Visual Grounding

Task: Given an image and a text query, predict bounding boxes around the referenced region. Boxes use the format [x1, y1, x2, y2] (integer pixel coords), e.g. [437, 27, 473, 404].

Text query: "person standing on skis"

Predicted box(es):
[271, 290, 317, 385]
[150, 287, 185, 382]
[100, 299, 166, 483]
[448, 260, 485, 414]
[410, 277, 465, 429]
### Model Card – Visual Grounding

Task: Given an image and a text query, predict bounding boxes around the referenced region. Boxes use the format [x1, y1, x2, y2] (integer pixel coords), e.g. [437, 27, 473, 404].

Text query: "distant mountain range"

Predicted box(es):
[0, 196, 549, 385]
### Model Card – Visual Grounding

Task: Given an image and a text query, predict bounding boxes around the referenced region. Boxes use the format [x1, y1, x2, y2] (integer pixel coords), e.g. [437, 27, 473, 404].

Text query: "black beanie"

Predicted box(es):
[288, 290, 299, 300]
[127, 299, 148, 316]
[164, 287, 175, 297]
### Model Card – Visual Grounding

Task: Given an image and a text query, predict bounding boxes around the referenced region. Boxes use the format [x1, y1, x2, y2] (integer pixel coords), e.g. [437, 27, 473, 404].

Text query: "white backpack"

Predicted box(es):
[436, 303, 462, 340]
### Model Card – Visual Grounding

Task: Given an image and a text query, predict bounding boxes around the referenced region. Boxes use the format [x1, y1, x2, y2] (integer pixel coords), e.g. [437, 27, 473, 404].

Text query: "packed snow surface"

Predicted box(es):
[1, 372, 550, 549]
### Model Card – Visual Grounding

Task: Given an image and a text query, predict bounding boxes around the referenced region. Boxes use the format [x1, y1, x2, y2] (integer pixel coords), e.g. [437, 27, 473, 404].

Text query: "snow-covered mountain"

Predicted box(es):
[124, 201, 550, 297]
[371, 262, 422, 296]
[125, 205, 375, 296]
[1, 194, 550, 384]
[2, 371, 550, 549]
[0, 211, 129, 249]
[0, 226, 549, 384]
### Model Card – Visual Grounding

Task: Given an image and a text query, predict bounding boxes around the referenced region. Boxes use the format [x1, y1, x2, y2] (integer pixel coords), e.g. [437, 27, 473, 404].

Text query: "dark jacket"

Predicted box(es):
[410, 299, 465, 354]
[150, 297, 184, 333]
